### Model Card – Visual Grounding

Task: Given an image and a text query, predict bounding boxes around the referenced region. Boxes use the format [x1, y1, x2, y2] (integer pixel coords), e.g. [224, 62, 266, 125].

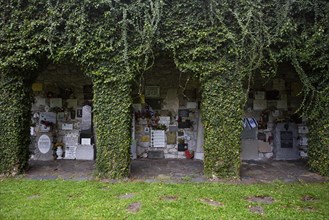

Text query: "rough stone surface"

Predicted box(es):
[264, 152, 274, 159]
[36, 64, 91, 106]
[258, 153, 265, 158]
[247, 196, 274, 204]
[161, 196, 178, 201]
[249, 206, 264, 215]
[200, 198, 223, 207]
[240, 160, 328, 184]
[127, 202, 141, 213]
[25, 160, 95, 180]
[301, 195, 316, 201]
[133, 58, 200, 165]
[24, 159, 328, 183]
[164, 154, 178, 159]
[258, 141, 272, 153]
[118, 193, 136, 199]
[162, 89, 179, 113]
[241, 140, 259, 160]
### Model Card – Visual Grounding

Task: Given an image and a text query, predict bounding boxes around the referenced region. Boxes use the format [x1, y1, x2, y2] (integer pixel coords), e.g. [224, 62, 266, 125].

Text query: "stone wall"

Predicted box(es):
[241, 64, 308, 160]
[30, 64, 94, 160]
[132, 57, 201, 159]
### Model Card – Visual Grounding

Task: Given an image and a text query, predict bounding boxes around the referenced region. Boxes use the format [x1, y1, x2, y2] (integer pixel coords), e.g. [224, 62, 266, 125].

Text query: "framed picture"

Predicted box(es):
[76, 108, 83, 118]
[145, 86, 160, 98]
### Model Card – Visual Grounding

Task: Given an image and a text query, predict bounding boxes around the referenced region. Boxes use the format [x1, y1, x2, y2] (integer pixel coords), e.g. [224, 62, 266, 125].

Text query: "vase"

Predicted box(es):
[56, 147, 63, 159]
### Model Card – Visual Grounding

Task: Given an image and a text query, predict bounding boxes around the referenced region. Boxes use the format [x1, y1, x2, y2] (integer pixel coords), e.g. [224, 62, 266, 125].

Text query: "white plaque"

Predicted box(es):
[50, 98, 62, 108]
[81, 138, 91, 145]
[253, 100, 267, 110]
[35, 97, 46, 107]
[38, 134, 51, 154]
[81, 105, 92, 131]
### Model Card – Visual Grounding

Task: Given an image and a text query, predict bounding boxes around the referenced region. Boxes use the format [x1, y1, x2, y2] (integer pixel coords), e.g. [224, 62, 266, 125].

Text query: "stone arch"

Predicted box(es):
[1, 0, 328, 178]
[29, 63, 94, 161]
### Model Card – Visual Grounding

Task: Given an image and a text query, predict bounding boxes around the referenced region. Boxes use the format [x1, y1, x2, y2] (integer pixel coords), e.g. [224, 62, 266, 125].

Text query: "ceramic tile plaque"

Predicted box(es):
[38, 134, 51, 153]
[50, 98, 62, 108]
[33, 133, 53, 161]
[81, 105, 92, 131]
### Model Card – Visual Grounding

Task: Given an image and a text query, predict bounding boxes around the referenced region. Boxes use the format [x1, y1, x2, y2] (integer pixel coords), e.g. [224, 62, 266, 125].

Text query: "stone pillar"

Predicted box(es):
[93, 77, 132, 178]
[195, 113, 204, 160]
[0, 73, 31, 175]
[308, 89, 329, 176]
[201, 75, 245, 178]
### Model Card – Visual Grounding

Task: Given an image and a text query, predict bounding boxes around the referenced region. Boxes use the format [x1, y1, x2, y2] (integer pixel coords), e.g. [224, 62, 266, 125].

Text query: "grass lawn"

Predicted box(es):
[0, 179, 328, 219]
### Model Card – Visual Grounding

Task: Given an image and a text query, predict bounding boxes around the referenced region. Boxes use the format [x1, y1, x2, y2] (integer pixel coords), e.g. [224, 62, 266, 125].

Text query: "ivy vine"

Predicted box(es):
[0, 0, 328, 177]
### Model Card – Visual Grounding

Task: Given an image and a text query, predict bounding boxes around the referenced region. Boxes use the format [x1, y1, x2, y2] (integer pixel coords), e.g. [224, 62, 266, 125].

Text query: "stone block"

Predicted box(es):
[253, 100, 267, 110]
[194, 152, 204, 160]
[163, 89, 179, 111]
[186, 102, 197, 109]
[241, 139, 259, 160]
[136, 146, 147, 156]
[148, 150, 164, 159]
[138, 142, 149, 148]
[188, 140, 196, 149]
[299, 151, 307, 158]
[241, 127, 257, 140]
[76, 145, 94, 160]
[264, 152, 274, 159]
[64, 146, 77, 159]
[168, 148, 177, 153]
[131, 141, 137, 160]
[164, 154, 177, 159]
[166, 144, 176, 149]
[177, 151, 186, 159]
[299, 137, 308, 146]
[258, 140, 272, 153]
[33, 133, 54, 161]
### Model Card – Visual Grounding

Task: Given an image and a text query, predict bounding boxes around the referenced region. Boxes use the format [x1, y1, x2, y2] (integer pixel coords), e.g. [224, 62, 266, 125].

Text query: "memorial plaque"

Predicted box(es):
[280, 131, 293, 148]
[32, 133, 53, 161]
[49, 98, 62, 108]
[38, 134, 51, 153]
[273, 123, 299, 160]
[81, 105, 92, 132]
[39, 112, 56, 124]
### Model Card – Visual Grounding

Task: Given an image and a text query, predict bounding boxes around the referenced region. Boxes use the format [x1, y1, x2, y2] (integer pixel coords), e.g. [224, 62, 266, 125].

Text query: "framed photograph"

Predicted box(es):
[145, 86, 160, 98]
[76, 108, 83, 118]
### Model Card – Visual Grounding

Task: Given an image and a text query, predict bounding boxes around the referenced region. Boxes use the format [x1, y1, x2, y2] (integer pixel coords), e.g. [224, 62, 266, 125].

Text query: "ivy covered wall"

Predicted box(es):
[201, 76, 245, 177]
[307, 90, 329, 176]
[0, 72, 31, 175]
[0, 0, 328, 177]
[93, 77, 132, 178]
